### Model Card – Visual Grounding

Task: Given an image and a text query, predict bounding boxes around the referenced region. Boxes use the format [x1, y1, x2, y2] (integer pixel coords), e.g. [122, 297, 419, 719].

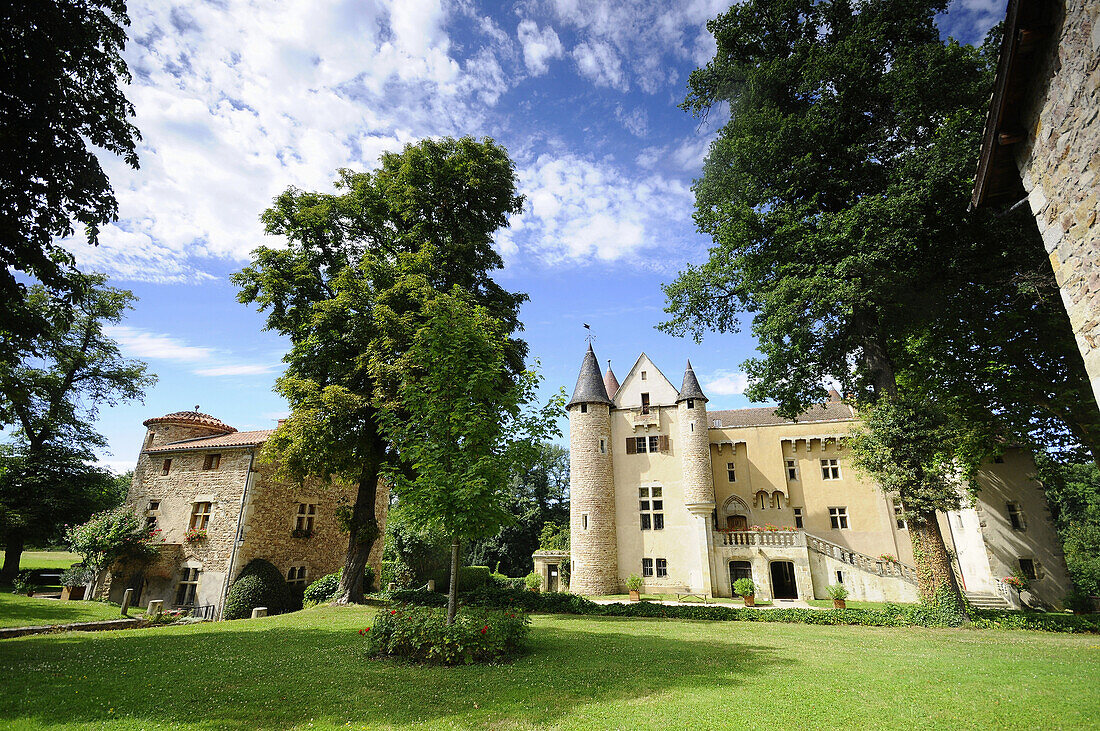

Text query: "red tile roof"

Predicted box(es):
[142, 410, 237, 433]
[709, 403, 856, 428]
[144, 429, 274, 453]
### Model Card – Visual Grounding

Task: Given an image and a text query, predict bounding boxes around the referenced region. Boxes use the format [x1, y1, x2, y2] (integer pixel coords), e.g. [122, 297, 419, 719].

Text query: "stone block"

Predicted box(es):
[147, 599, 163, 617]
[251, 607, 268, 618]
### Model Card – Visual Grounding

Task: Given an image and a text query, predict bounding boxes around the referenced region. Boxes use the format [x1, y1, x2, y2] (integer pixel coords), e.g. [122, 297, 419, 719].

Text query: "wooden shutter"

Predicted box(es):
[625, 438, 637, 454]
[658, 435, 669, 453]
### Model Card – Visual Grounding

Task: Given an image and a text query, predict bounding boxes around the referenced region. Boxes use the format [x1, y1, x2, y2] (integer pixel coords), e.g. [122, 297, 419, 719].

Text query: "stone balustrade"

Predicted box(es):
[804, 533, 917, 585]
[714, 529, 805, 548]
[632, 410, 659, 426]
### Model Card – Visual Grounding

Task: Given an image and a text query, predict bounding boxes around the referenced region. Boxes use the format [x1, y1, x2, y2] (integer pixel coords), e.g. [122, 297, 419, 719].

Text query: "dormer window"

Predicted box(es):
[641, 393, 650, 414]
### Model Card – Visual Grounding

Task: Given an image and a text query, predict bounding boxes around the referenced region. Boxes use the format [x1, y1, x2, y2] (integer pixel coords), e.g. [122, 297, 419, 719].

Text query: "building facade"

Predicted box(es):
[566, 348, 1072, 609]
[101, 410, 387, 618]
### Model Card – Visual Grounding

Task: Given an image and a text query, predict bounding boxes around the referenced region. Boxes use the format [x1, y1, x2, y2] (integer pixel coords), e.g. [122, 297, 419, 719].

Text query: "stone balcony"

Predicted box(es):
[714, 529, 806, 548]
[632, 409, 659, 426]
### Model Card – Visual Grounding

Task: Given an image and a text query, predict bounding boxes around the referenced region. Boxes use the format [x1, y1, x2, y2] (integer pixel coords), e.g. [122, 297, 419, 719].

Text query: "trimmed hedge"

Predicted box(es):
[224, 559, 295, 620]
[428, 565, 491, 593]
[364, 606, 531, 664]
[303, 565, 378, 604]
[390, 586, 1100, 633]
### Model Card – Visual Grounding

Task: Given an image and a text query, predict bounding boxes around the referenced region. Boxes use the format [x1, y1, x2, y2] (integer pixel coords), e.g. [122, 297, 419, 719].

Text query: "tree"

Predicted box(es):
[660, 0, 1034, 611]
[373, 290, 560, 623]
[466, 442, 570, 577]
[233, 137, 527, 604]
[1033, 456, 1100, 598]
[0, 274, 154, 581]
[0, 1, 140, 359]
[65, 505, 157, 592]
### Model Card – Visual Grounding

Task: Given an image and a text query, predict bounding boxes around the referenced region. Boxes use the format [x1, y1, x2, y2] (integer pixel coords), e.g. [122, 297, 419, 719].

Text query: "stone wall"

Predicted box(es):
[1018, 0, 1100, 407]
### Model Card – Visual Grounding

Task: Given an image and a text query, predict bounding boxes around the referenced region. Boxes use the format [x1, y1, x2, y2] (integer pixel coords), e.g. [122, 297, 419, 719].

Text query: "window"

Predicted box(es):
[146, 432, 155, 447]
[161, 459, 171, 475]
[793, 507, 803, 529]
[580, 403, 587, 414]
[772, 492, 784, 509]
[786, 459, 798, 481]
[1006, 502, 1026, 531]
[287, 566, 308, 590]
[656, 558, 668, 578]
[582, 514, 589, 530]
[639, 486, 664, 530]
[295, 503, 317, 532]
[756, 491, 769, 510]
[820, 458, 840, 480]
[829, 507, 849, 529]
[835, 570, 844, 584]
[894, 502, 907, 530]
[686, 398, 695, 409]
[146, 501, 160, 533]
[727, 462, 736, 482]
[633, 436, 647, 453]
[628, 436, 667, 454]
[640, 392, 651, 414]
[1018, 558, 1037, 581]
[148, 500, 160, 512]
[641, 558, 654, 577]
[648, 435, 660, 453]
[189, 502, 211, 530]
[175, 568, 199, 606]
[203, 453, 221, 470]
[641, 370, 647, 381]
[599, 438, 606, 454]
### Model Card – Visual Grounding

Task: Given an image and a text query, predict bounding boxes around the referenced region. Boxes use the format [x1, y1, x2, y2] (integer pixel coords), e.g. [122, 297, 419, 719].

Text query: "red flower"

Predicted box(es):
[480, 625, 488, 634]
[358, 628, 371, 635]
[390, 609, 397, 614]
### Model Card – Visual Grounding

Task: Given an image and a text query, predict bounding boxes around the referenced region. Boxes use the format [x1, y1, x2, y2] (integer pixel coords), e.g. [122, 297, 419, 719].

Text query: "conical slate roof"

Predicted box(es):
[676, 360, 707, 403]
[568, 344, 614, 408]
[603, 360, 620, 399]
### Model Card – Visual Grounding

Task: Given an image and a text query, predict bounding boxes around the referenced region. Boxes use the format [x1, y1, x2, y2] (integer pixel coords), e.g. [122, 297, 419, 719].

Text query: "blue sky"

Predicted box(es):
[69, 0, 1006, 472]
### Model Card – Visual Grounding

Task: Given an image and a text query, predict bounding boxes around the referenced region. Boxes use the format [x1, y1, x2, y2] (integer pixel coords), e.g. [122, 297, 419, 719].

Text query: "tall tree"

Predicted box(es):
[233, 136, 527, 604]
[0, 1, 140, 358]
[660, 0, 1045, 611]
[0, 274, 153, 580]
[373, 289, 559, 624]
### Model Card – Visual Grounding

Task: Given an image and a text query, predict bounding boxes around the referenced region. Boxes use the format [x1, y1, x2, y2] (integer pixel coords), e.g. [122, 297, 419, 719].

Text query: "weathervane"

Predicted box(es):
[583, 323, 595, 344]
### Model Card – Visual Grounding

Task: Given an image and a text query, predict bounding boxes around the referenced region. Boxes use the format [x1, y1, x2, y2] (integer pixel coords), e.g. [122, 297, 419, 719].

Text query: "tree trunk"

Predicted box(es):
[336, 464, 382, 605]
[2, 532, 25, 584]
[446, 539, 460, 626]
[910, 511, 969, 620]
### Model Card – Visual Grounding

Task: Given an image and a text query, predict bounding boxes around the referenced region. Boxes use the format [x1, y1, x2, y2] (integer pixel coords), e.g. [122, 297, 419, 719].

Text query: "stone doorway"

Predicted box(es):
[770, 561, 798, 599]
[726, 515, 748, 530]
[547, 564, 559, 592]
[729, 560, 752, 595]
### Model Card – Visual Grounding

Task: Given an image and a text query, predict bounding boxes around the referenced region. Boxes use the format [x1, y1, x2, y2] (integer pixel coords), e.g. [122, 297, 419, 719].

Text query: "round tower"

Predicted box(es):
[567, 345, 619, 596]
[677, 361, 716, 593]
[141, 408, 236, 451]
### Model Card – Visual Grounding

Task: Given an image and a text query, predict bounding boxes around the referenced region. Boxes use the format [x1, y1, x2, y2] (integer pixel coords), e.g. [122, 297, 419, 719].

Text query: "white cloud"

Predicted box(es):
[572, 40, 626, 90]
[615, 104, 648, 137]
[106, 326, 275, 378]
[703, 370, 750, 396]
[517, 19, 563, 75]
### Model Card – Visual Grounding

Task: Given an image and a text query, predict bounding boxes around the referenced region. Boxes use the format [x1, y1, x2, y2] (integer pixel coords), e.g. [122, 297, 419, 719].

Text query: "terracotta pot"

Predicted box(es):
[744, 594, 755, 607]
[60, 585, 86, 601]
[629, 590, 640, 601]
[833, 598, 846, 609]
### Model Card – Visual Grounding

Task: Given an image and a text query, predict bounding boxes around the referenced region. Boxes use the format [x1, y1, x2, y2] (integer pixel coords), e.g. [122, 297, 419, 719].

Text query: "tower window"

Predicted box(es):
[161, 459, 171, 476]
[894, 502, 907, 530]
[820, 458, 840, 480]
[686, 398, 694, 409]
[1006, 502, 1025, 531]
[829, 507, 849, 530]
[727, 462, 736, 482]
[786, 459, 798, 481]
[580, 403, 588, 414]
[756, 491, 769, 510]
[599, 438, 606, 454]
[793, 507, 803, 529]
[582, 514, 589, 530]
[639, 486, 664, 530]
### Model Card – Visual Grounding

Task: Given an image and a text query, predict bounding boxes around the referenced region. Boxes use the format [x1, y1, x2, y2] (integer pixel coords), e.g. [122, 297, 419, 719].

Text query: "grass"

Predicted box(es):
[0, 592, 123, 629]
[18, 550, 81, 571]
[0, 604, 1096, 729]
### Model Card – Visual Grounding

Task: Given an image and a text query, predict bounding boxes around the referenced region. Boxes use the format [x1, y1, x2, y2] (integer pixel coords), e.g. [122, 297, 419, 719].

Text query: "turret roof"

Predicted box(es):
[603, 361, 620, 399]
[142, 410, 237, 434]
[567, 344, 614, 408]
[676, 360, 707, 403]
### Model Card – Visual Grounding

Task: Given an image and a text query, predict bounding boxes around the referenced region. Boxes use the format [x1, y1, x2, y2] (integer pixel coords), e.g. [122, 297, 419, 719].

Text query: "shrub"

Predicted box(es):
[733, 578, 756, 597]
[430, 565, 491, 593]
[302, 565, 378, 604]
[12, 571, 36, 594]
[363, 606, 531, 664]
[524, 572, 542, 591]
[464, 585, 598, 614]
[625, 574, 643, 592]
[826, 584, 849, 600]
[60, 566, 95, 587]
[391, 588, 449, 606]
[489, 573, 526, 590]
[224, 559, 295, 620]
[66, 506, 159, 573]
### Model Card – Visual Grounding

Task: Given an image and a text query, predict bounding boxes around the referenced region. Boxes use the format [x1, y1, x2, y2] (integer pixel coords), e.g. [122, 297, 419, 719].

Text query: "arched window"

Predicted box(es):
[772, 492, 784, 509]
[756, 491, 769, 510]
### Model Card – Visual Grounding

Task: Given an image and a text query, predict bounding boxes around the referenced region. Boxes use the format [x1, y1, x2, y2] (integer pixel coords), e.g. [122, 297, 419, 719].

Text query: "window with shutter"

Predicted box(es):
[658, 434, 669, 452]
[626, 438, 637, 454]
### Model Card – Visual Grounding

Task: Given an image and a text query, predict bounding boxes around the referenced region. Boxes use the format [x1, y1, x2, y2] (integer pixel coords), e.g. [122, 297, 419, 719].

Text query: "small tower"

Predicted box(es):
[567, 345, 619, 596]
[677, 361, 716, 593]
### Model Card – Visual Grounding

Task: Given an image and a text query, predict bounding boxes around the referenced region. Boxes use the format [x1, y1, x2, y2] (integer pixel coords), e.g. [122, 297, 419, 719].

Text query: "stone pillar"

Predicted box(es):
[120, 588, 133, 616]
[147, 599, 163, 617]
[686, 505, 715, 594]
[251, 607, 268, 618]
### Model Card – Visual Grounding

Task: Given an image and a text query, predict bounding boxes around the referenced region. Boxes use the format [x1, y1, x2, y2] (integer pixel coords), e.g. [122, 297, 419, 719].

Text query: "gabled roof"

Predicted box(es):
[144, 429, 274, 454]
[709, 403, 856, 428]
[676, 360, 707, 403]
[142, 410, 236, 434]
[567, 344, 614, 408]
[612, 352, 679, 408]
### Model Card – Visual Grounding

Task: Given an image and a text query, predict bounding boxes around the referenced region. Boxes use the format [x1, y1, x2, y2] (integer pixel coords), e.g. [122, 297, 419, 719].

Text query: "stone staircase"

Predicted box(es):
[804, 533, 918, 585]
[964, 591, 1012, 610]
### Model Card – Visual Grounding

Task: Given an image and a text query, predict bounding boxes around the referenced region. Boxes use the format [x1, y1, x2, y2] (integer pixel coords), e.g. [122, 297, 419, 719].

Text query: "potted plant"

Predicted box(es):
[733, 577, 756, 606]
[878, 553, 897, 563]
[524, 571, 542, 593]
[184, 527, 207, 542]
[827, 583, 849, 609]
[12, 571, 36, 597]
[60, 566, 94, 601]
[625, 573, 643, 601]
[290, 527, 313, 539]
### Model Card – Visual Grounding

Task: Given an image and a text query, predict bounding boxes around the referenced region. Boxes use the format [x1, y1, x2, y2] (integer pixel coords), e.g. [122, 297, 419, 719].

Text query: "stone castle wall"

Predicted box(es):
[569, 403, 619, 595]
[1018, 0, 1100, 407]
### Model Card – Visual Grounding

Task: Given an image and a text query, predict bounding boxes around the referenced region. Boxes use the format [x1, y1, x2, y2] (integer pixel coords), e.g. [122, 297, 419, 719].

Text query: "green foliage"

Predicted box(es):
[826, 584, 849, 600]
[383, 514, 451, 587]
[303, 571, 342, 604]
[429, 566, 490, 594]
[625, 574, 643, 592]
[525, 572, 543, 591]
[733, 578, 756, 597]
[11, 572, 35, 594]
[363, 606, 531, 665]
[59, 566, 94, 588]
[224, 559, 296, 620]
[65, 506, 157, 574]
[1034, 456, 1100, 596]
[538, 522, 569, 551]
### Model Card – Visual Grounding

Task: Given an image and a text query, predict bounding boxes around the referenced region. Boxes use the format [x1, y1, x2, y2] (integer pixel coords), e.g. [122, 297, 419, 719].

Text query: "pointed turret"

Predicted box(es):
[676, 359, 707, 403]
[568, 344, 614, 408]
[603, 359, 620, 400]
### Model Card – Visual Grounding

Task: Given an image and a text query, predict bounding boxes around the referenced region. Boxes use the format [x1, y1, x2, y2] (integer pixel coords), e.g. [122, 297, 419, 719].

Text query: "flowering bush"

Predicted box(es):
[67, 506, 159, 574]
[1003, 574, 1027, 590]
[364, 606, 530, 664]
[763, 524, 779, 531]
[748, 525, 763, 531]
[878, 554, 897, 563]
[184, 528, 207, 542]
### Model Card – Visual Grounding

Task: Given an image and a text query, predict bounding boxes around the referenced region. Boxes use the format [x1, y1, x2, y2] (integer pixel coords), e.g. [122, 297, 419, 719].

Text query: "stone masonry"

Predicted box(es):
[1018, 0, 1100, 407]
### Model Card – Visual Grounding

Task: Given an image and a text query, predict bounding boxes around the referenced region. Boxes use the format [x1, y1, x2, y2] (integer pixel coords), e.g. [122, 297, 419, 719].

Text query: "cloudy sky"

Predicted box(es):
[72, 0, 1006, 472]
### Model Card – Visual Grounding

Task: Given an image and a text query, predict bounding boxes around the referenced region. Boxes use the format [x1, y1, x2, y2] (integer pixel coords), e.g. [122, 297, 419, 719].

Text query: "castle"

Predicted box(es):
[563, 345, 1071, 608]
[101, 410, 386, 618]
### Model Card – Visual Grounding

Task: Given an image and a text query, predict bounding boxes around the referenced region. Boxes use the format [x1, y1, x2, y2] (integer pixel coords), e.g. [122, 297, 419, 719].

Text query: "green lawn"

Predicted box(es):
[18, 550, 81, 571]
[0, 605, 1096, 729]
[0, 592, 123, 629]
